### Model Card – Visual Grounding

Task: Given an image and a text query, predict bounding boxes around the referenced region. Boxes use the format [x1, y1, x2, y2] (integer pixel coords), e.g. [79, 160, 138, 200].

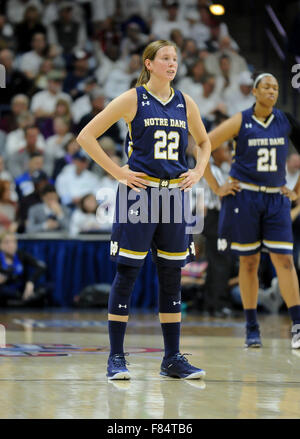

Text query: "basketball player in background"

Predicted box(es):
[77, 40, 211, 380]
[204, 72, 300, 349]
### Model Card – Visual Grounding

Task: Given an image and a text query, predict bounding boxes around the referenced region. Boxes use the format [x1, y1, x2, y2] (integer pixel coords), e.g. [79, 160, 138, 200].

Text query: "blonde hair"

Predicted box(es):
[136, 40, 177, 87]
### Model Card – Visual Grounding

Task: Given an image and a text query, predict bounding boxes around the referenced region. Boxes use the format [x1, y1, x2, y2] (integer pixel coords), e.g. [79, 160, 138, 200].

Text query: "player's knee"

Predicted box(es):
[272, 254, 294, 271]
[113, 264, 140, 297]
[240, 254, 260, 273]
[156, 264, 182, 313]
[156, 263, 181, 296]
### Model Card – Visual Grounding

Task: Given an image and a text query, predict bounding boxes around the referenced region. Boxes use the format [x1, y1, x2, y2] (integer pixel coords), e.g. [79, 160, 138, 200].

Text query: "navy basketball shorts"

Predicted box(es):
[218, 190, 293, 255]
[110, 184, 196, 267]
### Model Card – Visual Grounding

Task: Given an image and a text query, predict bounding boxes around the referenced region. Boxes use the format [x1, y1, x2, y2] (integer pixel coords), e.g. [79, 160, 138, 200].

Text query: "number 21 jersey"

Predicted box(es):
[230, 107, 291, 186]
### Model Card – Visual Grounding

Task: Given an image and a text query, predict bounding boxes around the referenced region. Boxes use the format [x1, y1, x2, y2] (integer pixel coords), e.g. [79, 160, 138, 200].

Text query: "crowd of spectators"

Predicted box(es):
[0, 0, 257, 238]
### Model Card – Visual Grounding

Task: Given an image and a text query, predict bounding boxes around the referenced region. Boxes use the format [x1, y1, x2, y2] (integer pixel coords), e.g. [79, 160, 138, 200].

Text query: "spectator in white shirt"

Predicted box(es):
[103, 53, 142, 101]
[187, 8, 211, 49]
[205, 36, 248, 77]
[193, 73, 226, 121]
[181, 38, 199, 71]
[225, 70, 255, 116]
[286, 154, 300, 190]
[152, 1, 189, 40]
[55, 150, 100, 207]
[19, 32, 47, 79]
[4, 111, 46, 157]
[76, 88, 122, 146]
[214, 54, 239, 101]
[91, 0, 117, 23]
[45, 117, 74, 175]
[118, 0, 150, 22]
[7, 126, 50, 179]
[120, 22, 150, 60]
[26, 183, 71, 233]
[6, 0, 42, 25]
[177, 59, 206, 97]
[42, 0, 85, 27]
[71, 76, 98, 124]
[30, 70, 71, 119]
[69, 193, 110, 235]
[205, 21, 239, 53]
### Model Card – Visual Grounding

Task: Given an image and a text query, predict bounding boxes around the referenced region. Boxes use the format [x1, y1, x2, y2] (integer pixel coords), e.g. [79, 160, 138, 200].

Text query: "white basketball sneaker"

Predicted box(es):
[291, 321, 300, 348]
[291, 331, 300, 349]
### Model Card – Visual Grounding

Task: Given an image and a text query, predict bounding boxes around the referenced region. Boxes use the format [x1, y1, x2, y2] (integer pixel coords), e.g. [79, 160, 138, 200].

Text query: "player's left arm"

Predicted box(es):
[180, 93, 211, 190]
[285, 112, 300, 153]
[281, 112, 300, 200]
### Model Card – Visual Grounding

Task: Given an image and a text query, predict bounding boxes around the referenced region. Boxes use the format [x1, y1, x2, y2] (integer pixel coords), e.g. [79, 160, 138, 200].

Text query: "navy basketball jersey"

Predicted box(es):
[230, 107, 291, 186]
[125, 85, 189, 179]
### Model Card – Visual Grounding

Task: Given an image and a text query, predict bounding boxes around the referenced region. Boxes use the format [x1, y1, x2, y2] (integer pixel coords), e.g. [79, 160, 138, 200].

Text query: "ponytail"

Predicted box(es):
[136, 67, 150, 87]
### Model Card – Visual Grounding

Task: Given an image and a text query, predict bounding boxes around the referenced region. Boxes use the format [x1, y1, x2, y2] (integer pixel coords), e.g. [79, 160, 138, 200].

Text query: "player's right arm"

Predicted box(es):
[204, 112, 242, 195]
[209, 112, 242, 151]
[76, 88, 148, 191]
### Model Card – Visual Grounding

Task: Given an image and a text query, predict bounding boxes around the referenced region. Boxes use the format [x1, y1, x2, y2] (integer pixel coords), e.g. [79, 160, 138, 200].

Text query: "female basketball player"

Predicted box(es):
[204, 72, 300, 349]
[77, 40, 211, 379]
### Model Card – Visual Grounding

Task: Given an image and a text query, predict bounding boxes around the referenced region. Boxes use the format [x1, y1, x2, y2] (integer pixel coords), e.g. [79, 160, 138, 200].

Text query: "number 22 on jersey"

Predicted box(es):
[154, 130, 179, 160]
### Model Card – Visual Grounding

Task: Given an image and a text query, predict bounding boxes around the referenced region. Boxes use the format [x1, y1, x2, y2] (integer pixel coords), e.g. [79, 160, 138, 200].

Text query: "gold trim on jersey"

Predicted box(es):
[143, 85, 175, 106]
[127, 122, 134, 158]
[251, 114, 275, 128]
[232, 139, 237, 157]
[128, 122, 132, 140]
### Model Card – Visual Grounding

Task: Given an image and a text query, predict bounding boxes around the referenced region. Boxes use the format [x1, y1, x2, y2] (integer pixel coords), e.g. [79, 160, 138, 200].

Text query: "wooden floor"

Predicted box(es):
[0, 309, 299, 419]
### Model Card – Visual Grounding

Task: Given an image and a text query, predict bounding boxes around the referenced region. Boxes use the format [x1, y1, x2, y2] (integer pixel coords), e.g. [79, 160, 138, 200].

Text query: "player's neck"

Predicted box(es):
[145, 79, 172, 101]
[253, 102, 273, 120]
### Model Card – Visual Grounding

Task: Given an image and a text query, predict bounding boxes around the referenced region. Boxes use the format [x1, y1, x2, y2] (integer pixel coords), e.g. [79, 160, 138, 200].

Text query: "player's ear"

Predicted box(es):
[252, 87, 257, 98]
[144, 58, 152, 72]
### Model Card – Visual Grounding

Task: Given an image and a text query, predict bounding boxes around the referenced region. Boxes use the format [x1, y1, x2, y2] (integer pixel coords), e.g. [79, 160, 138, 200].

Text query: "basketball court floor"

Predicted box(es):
[0, 309, 299, 419]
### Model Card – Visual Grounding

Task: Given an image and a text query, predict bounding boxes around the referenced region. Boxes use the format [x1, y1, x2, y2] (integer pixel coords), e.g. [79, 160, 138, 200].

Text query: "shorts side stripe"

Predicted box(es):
[263, 240, 293, 250]
[157, 248, 190, 260]
[231, 241, 261, 251]
[119, 248, 148, 259]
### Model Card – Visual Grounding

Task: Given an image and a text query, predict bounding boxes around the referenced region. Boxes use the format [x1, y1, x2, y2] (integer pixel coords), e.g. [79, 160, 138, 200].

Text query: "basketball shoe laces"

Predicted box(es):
[111, 353, 129, 368]
[168, 353, 191, 367]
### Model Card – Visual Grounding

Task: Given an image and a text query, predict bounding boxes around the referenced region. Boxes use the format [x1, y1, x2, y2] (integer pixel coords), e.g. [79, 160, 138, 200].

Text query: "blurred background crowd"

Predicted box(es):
[0, 0, 256, 237]
[0, 0, 299, 312]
